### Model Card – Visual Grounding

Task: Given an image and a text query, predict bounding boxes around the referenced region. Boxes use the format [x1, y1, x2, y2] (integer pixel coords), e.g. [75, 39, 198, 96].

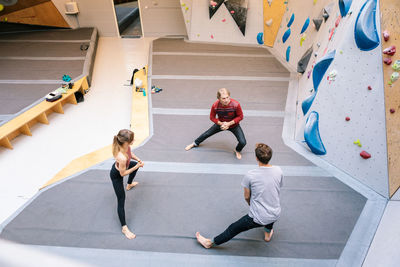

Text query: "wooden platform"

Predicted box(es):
[0, 76, 89, 150]
[380, 0, 400, 197]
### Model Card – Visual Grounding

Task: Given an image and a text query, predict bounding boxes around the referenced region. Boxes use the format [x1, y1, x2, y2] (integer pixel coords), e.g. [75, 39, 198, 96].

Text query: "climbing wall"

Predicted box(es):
[289, 0, 389, 197]
[262, 0, 286, 47]
[380, 0, 400, 197]
[180, 0, 263, 44]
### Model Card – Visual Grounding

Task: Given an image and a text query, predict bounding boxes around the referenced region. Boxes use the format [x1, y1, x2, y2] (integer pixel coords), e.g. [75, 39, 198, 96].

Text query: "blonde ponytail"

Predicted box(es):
[112, 129, 135, 158]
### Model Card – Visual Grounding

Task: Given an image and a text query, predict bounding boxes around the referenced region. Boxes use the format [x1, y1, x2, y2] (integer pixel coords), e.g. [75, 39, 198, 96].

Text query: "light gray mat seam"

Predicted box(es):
[93, 161, 331, 177]
[337, 198, 387, 267]
[152, 108, 285, 117]
[23, 245, 338, 267]
[152, 52, 274, 58]
[0, 56, 86, 61]
[0, 40, 91, 43]
[150, 75, 290, 81]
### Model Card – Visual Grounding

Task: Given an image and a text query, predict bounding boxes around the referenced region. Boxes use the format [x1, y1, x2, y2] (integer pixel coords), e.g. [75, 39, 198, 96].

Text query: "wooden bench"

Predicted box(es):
[0, 76, 89, 149]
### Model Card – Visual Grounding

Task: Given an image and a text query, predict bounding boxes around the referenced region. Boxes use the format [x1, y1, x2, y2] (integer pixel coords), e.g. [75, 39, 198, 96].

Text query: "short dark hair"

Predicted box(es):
[255, 143, 272, 164]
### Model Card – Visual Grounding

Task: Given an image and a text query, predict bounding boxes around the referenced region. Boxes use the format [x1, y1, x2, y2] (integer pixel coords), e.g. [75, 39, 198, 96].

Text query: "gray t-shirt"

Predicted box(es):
[241, 166, 283, 225]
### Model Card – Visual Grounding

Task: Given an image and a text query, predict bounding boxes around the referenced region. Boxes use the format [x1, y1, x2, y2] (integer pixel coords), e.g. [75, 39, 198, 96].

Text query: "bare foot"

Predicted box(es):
[126, 182, 139, 191]
[264, 229, 274, 242]
[196, 232, 213, 248]
[122, 226, 136, 239]
[185, 143, 196, 151]
[235, 150, 242, 160]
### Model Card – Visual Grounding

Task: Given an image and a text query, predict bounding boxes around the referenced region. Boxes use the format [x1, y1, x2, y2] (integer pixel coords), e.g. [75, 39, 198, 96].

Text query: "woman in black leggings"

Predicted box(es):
[111, 129, 144, 239]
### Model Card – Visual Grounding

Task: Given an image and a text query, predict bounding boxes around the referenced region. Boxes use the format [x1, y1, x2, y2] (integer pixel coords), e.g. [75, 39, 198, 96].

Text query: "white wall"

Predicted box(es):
[138, 0, 186, 37]
[51, 0, 118, 37]
[182, 0, 263, 45]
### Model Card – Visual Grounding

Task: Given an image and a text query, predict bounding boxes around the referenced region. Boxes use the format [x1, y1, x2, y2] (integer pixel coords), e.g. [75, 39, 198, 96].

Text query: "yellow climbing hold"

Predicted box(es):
[313, 0, 317, 5]
[300, 34, 306, 46]
[0, 4, 4, 12]
[353, 139, 362, 147]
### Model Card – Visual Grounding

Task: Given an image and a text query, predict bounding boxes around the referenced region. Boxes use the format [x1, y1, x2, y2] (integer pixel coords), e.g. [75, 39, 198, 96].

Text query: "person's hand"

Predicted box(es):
[220, 123, 229, 130]
[138, 161, 144, 168]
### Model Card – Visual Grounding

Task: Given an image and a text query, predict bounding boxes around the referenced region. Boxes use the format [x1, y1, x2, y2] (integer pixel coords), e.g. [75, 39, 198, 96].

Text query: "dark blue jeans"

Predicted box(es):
[194, 124, 247, 152]
[213, 214, 274, 245]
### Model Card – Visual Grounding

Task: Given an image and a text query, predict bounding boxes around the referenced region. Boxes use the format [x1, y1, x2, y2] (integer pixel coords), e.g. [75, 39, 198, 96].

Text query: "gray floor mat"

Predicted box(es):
[0, 59, 84, 80]
[0, 28, 94, 41]
[151, 55, 290, 77]
[0, 170, 366, 259]
[135, 114, 313, 166]
[152, 38, 271, 55]
[0, 42, 89, 57]
[151, 79, 289, 110]
[0, 84, 59, 114]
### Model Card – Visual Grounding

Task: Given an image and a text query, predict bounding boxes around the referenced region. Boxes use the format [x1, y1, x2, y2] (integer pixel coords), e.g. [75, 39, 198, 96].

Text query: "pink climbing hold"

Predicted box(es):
[390, 108, 395, 113]
[345, 117, 350, 121]
[222, 18, 226, 22]
[383, 30, 390, 42]
[335, 16, 341, 28]
[360, 151, 371, 159]
[211, 34, 214, 39]
[383, 45, 396, 56]
[230, 10, 234, 14]
[383, 58, 392, 65]
[368, 85, 372, 90]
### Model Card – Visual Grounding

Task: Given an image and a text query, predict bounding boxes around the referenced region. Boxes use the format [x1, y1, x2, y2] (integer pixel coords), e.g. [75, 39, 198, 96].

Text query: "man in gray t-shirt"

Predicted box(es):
[196, 143, 283, 248]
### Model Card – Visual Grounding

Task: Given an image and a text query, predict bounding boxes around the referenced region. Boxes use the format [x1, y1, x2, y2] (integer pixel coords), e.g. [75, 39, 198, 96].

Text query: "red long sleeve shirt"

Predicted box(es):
[210, 99, 243, 128]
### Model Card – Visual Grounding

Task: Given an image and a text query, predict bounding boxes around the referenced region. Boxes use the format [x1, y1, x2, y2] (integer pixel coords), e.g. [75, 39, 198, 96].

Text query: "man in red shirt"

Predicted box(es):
[185, 88, 246, 159]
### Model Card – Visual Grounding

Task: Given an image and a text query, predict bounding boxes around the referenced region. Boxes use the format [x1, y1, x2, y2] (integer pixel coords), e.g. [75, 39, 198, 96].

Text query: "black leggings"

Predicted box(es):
[194, 124, 247, 152]
[213, 214, 274, 245]
[110, 161, 138, 227]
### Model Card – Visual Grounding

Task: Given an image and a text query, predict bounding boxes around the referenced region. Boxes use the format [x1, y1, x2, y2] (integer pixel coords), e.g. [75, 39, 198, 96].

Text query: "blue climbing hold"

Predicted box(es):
[286, 46, 291, 62]
[313, 50, 335, 90]
[304, 111, 327, 155]
[287, 13, 295, 28]
[300, 17, 310, 34]
[339, 0, 353, 17]
[302, 91, 317, 115]
[354, 0, 380, 51]
[62, 74, 71, 82]
[257, 32, 264, 45]
[302, 50, 336, 115]
[282, 28, 291, 43]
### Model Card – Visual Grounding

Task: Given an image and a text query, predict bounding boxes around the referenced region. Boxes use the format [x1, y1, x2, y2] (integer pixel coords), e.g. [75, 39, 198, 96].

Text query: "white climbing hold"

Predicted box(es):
[265, 18, 273, 26]
[267, 0, 273, 6]
[328, 70, 337, 81]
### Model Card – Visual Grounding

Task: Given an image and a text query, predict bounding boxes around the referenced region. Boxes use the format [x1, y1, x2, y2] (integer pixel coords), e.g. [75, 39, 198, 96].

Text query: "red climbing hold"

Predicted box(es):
[211, 34, 214, 39]
[390, 108, 395, 113]
[368, 85, 372, 90]
[383, 45, 396, 56]
[222, 18, 226, 22]
[230, 10, 234, 14]
[345, 117, 350, 121]
[384, 58, 392, 65]
[360, 151, 371, 159]
[383, 30, 390, 42]
[335, 16, 341, 28]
